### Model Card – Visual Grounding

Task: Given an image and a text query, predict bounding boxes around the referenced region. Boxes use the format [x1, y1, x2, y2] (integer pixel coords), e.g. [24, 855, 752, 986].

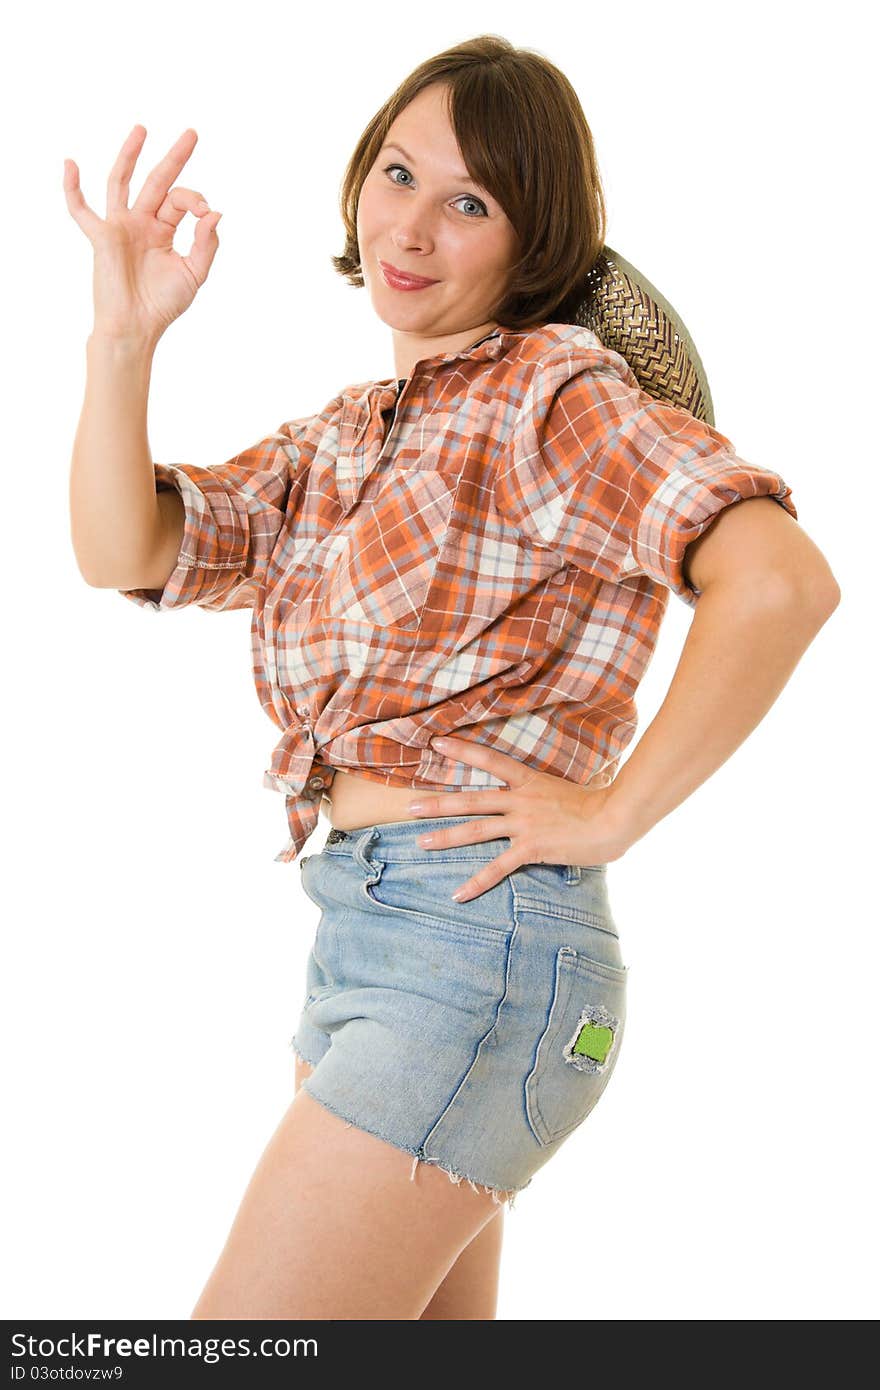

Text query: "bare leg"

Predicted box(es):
[418, 1205, 504, 1320]
[293, 1056, 505, 1321]
[188, 1054, 512, 1319]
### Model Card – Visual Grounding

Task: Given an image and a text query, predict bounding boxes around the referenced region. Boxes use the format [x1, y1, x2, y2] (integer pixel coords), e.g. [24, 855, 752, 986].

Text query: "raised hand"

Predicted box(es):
[63, 125, 223, 344]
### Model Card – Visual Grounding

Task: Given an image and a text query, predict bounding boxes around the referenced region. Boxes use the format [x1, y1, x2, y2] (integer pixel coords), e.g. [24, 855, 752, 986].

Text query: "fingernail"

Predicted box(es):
[407, 802, 424, 812]
[197, 199, 210, 212]
[451, 888, 466, 901]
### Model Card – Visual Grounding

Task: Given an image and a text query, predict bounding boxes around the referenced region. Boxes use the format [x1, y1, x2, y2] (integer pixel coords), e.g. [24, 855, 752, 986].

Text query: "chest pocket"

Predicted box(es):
[320, 466, 459, 631]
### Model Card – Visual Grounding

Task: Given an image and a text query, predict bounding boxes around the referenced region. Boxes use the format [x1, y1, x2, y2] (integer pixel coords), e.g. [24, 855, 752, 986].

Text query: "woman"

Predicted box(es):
[64, 36, 840, 1319]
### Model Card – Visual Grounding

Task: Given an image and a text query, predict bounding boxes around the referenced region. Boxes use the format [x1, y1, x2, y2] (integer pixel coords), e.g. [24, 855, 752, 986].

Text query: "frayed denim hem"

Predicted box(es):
[290, 1038, 326, 1071]
[297, 1077, 530, 1210]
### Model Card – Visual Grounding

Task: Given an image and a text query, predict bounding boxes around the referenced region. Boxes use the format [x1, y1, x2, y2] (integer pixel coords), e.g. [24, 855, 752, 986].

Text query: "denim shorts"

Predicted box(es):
[290, 816, 629, 1207]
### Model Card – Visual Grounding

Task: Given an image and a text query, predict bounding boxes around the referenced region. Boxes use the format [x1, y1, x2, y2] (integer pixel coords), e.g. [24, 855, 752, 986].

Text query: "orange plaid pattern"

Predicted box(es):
[120, 324, 798, 863]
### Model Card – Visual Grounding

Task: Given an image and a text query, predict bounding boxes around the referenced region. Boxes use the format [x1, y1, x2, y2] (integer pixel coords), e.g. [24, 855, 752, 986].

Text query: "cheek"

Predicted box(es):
[356, 181, 381, 238]
[446, 230, 499, 276]
[473, 237, 516, 287]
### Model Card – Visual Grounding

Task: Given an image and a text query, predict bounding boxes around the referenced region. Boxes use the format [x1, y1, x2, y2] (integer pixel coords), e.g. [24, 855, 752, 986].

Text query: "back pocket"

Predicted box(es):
[525, 945, 627, 1147]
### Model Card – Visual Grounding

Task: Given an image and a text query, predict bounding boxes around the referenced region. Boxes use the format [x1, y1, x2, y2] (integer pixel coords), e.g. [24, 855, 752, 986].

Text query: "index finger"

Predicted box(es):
[129, 127, 199, 218]
[105, 124, 149, 215]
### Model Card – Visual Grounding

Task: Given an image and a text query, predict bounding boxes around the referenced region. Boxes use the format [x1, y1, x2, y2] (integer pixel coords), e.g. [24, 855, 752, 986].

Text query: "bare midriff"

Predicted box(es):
[321, 767, 462, 831]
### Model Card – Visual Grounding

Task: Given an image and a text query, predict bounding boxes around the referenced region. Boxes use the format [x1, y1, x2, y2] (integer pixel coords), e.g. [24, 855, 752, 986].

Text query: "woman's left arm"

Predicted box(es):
[604, 495, 840, 846]
[407, 497, 840, 901]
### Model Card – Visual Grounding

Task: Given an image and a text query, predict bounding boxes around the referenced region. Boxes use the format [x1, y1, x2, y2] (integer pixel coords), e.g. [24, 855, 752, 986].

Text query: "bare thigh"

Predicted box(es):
[189, 1055, 510, 1320]
[295, 1057, 505, 1320]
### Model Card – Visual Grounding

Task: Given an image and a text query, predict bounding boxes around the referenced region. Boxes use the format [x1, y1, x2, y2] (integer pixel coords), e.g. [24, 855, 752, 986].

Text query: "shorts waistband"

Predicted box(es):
[324, 816, 503, 860]
[322, 817, 601, 882]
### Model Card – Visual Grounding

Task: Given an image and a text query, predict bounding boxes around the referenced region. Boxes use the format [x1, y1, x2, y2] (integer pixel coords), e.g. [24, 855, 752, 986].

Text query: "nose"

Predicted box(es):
[390, 203, 438, 255]
[392, 230, 434, 258]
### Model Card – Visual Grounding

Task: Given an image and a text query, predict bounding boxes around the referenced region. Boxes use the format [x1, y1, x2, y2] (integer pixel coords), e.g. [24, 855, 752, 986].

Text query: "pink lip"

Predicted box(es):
[380, 260, 440, 290]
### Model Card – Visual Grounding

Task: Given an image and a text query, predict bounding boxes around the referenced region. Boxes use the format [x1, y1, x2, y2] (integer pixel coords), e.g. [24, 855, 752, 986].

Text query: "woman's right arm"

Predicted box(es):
[64, 124, 222, 588]
[70, 331, 184, 587]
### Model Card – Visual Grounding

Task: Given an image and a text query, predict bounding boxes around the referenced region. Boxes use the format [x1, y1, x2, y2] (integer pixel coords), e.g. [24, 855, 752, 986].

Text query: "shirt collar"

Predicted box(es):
[333, 326, 528, 510]
[370, 326, 525, 393]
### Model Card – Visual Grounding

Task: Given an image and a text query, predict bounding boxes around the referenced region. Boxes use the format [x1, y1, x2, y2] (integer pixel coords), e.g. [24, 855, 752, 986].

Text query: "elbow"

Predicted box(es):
[819, 573, 842, 615]
[786, 535, 843, 619]
[801, 565, 842, 622]
[71, 548, 105, 590]
[775, 565, 841, 626]
[707, 565, 842, 625]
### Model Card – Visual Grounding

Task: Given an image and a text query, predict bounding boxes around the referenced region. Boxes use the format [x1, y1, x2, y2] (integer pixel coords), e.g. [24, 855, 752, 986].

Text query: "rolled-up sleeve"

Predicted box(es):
[118, 418, 310, 612]
[494, 349, 799, 608]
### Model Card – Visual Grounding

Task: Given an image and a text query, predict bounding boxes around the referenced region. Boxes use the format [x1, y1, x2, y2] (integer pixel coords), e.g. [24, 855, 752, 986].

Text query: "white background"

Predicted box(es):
[3, 0, 876, 1323]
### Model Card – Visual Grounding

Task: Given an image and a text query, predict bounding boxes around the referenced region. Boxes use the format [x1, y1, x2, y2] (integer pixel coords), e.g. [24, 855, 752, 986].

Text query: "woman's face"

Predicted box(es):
[356, 83, 520, 376]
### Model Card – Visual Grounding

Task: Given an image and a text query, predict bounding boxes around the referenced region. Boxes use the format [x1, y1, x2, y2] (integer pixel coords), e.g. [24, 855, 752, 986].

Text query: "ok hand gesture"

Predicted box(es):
[63, 125, 222, 345]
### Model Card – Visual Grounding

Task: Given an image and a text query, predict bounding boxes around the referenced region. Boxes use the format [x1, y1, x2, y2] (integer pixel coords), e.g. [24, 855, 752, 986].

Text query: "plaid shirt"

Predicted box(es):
[120, 323, 798, 864]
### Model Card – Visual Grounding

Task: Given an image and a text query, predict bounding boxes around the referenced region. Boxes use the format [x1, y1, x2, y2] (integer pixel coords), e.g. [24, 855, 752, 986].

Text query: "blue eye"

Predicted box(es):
[382, 164, 488, 218]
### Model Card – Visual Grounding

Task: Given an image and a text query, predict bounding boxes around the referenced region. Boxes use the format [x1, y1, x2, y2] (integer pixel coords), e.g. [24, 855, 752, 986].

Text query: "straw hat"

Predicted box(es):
[572, 243, 716, 427]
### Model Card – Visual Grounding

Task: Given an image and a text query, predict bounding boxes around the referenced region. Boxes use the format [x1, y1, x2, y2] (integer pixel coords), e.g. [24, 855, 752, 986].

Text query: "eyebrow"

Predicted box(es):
[379, 141, 483, 188]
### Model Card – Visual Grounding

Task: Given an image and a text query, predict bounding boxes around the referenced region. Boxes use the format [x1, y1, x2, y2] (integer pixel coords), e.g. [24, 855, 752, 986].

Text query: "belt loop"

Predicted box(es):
[565, 864, 582, 885]
[353, 825, 380, 874]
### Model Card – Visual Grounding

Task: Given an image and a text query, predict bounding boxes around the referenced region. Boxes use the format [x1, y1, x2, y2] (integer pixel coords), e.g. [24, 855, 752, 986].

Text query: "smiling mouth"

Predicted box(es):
[380, 260, 440, 290]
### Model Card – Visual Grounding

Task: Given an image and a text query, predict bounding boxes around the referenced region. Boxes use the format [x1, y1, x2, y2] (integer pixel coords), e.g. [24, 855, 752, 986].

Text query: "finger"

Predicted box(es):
[408, 793, 508, 818]
[106, 123, 148, 215]
[63, 158, 104, 243]
[156, 186, 213, 232]
[449, 851, 524, 904]
[181, 209, 223, 286]
[132, 127, 198, 218]
[414, 814, 510, 850]
[431, 735, 521, 787]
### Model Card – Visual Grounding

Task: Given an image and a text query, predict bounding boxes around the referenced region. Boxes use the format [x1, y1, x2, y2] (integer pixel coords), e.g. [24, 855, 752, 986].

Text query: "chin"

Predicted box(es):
[370, 302, 410, 331]
[371, 297, 440, 330]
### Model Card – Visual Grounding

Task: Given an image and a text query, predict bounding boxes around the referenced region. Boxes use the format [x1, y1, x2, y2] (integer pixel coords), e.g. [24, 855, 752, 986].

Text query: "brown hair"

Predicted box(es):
[331, 34, 607, 330]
